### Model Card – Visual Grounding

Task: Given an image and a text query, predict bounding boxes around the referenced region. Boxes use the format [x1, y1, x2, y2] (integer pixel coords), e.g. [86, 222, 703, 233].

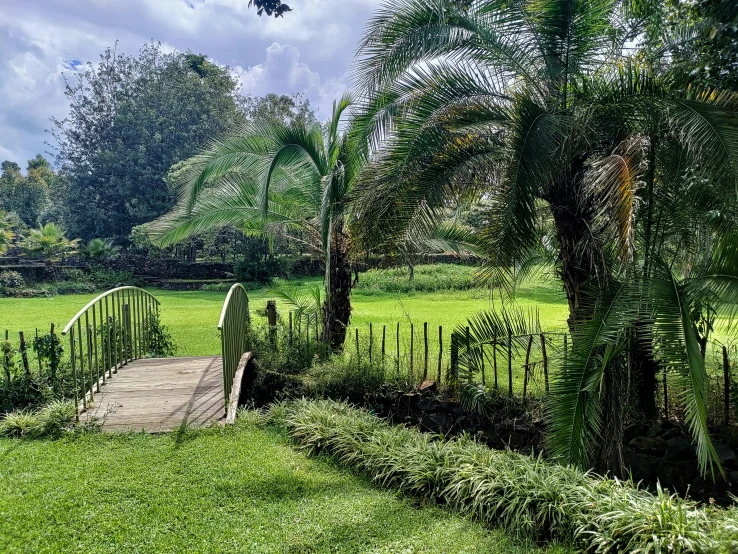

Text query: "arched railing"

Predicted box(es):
[218, 283, 250, 408]
[62, 286, 160, 419]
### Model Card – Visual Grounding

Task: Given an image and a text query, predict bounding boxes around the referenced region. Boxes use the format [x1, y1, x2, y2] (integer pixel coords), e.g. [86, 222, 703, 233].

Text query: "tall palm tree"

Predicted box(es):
[351, 0, 738, 473]
[150, 95, 361, 350]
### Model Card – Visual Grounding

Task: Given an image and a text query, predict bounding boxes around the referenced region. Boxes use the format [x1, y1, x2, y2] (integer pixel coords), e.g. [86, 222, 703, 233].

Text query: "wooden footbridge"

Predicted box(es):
[62, 285, 252, 432]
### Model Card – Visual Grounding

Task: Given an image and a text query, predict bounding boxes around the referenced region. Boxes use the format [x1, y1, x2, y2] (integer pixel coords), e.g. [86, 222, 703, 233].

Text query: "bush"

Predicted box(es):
[0, 400, 78, 438]
[146, 314, 176, 357]
[270, 399, 737, 553]
[234, 256, 295, 284]
[200, 282, 233, 292]
[356, 264, 480, 294]
[0, 270, 25, 289]
[304, 356, 387, 400]
[0, 409, 40, 438]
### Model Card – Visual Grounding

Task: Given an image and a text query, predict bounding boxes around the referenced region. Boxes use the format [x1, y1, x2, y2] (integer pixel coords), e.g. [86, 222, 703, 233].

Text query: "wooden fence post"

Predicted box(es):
[410, 323, 414, 376]
[423, 322, 428, 380]
[35, 328, 42, 374]
[18, 331, 30, 375]
[523, 334, 533, 399]
[382, 325, 386, 365]
[396, 322, 400, 375]
[481, 343, 486, 386]
[266, 300, 277, 343]
[450, 332, 458, 382]
[355, 328, 360, 367]
[540, 333, 549, 394]
[507, 332, 513, 397]
[493, 334, 498, 390]
[369, 323, 373, 367]
[288, 312, 293, 347]
[437, 325, 443, 384]
[2, 330, 10, 383]
[724, 346, 731, 426]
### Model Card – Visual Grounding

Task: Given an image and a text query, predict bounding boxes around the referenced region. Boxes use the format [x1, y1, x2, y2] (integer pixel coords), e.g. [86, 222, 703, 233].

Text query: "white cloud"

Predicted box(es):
[0, 0, 380, 165]
[234, 42, 349, 119]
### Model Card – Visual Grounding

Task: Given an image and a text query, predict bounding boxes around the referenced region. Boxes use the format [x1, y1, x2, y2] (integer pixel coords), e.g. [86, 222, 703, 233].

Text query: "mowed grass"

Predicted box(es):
[0, 423, 568, 554]
[0, 273, 570, 358]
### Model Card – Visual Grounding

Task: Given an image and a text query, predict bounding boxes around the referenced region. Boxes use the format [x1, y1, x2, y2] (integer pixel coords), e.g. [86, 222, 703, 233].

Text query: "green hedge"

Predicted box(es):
[268, 399, 737, 553]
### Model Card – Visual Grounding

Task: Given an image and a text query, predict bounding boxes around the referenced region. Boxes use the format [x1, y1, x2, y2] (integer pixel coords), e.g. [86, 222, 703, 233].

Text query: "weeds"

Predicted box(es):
[0, 399, 78, 438]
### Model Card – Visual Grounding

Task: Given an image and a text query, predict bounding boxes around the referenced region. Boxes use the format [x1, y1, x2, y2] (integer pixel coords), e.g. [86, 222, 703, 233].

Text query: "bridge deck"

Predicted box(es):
[83, 356, 224, 432]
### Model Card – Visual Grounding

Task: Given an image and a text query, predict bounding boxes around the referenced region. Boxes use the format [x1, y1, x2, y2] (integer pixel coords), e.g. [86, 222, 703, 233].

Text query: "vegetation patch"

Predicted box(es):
[271, 399, 738, 553]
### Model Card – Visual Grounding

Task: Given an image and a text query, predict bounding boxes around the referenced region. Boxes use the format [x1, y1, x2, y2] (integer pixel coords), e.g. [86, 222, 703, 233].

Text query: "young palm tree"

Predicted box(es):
[150, 95, 361, 350]
[351, 0, 738, 473]
[21, 222, 79, 268]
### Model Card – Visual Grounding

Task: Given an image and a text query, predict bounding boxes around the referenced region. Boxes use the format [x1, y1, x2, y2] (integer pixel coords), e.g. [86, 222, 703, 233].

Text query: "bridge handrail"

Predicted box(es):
[218, 283, 250, 407]
[61, 286, 160, 420]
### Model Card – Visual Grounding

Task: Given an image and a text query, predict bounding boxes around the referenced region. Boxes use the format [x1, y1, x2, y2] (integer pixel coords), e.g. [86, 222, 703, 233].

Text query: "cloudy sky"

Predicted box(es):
[0, 0, 380, 167]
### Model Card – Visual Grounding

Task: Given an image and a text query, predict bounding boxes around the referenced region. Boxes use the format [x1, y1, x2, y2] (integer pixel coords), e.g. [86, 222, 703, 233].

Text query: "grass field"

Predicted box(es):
[0, 421, 568, 554]
[0, 275, 570, 358]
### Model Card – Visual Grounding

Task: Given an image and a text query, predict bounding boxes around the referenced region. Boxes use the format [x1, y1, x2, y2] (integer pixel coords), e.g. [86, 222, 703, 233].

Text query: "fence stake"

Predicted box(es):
[289, 312, 293, 346]
[563, 333, 568, 358]
[423, 322, 428, 381]
[507, 332, 513, 397]
[35, 328, 42, 374]
[50, 323, 58, 388]
[523, 334, 533, 399]
[266, 300, 277, 343]
[540, 333, 549, 394]
[410, 323, 414, 376]
[18, 331, 30, 375]
[481, 342, 486, 386]
[369, 323, 373, 367]
[437, 325, 443, 384]
[724, 345, 731, 426]
[493, 334, 498, 390]
[3, 330, 10, 383]
[450, 332, 458, 382]
[355, 328, 360, 367]
[396, 322, 400, 375]
[381, 325, 386, 364]
[69, 327, 79, 422]
[465, 326, 471, 383]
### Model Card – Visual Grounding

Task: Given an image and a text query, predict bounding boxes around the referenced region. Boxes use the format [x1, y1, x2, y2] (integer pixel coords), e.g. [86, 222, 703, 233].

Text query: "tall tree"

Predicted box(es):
[51, 43, 245, 242]
[0, 156, 54, 226]
[352, 0, 738, 474]
[151, 96, 361, 350]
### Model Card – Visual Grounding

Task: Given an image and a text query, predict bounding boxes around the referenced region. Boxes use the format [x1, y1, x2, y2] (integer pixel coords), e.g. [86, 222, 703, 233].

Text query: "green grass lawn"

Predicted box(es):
[0, 422, 568, 554]
[0, 277, 570, 358]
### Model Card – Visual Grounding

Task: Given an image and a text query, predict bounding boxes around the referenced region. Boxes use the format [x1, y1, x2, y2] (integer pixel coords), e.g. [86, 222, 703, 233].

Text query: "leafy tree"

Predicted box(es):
[20, 223, 79, 270]
[151, 96, 362, 350]
[248, 0, 292, 17]
[241, 93, 316, 126]
[0, 156, 55, 226]
[0, 212, 15, 256]
[352, 0, 738, 474]
[51, 42, 245, 242]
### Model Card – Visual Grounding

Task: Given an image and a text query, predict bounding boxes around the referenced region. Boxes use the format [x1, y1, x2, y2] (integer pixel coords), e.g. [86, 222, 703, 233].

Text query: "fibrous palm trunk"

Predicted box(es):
[321, 224, 353, 351]
[549, 178, 625, 476]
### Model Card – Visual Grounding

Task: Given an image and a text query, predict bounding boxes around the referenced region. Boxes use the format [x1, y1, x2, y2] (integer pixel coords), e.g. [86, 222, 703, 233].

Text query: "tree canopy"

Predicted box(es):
[51, 42, 245, 242]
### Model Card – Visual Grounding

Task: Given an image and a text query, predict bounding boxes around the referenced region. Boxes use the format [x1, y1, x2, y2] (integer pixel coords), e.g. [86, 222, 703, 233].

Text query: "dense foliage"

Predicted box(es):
[272, 399, 738, 553]
[51, 42, 245, 241]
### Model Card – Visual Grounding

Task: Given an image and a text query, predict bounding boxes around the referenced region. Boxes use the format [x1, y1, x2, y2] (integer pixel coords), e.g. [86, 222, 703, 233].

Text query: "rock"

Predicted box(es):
[692, 474, 734, 505]
[719, 427, 738, 450]
[416, 397, 443, 412]
[713, 442, 737, 465]
[623, 449, 657, 483]
[664, 437, 692, 461]
[656, 460, 699, 490]
[625, 423, 649, 442]
[629, 436, 668, 456]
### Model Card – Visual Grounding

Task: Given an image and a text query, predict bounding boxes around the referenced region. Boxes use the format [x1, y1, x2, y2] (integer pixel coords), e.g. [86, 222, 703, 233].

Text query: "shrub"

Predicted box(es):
[0, 270, 25, 289]
[146, 314, 176, 357]
[200, 282, 233, 292]
[270, 399, 737, 553]
[36, 400, 76, 436]
[304, 356, 387, 399]
[0, 409, 41, 438]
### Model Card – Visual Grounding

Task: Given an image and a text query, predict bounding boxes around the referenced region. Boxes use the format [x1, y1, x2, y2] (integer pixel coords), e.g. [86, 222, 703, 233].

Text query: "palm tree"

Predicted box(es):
[83, 238, 121, 262]
[150, 95, 361, 350]
[20, 222, 79, 270]
[351, 0, 738, 473]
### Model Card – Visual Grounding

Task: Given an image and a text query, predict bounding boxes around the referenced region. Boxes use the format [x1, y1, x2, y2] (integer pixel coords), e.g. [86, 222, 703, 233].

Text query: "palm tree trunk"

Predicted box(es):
[321, 225, 353, 351]
[549, 181, 625, 476]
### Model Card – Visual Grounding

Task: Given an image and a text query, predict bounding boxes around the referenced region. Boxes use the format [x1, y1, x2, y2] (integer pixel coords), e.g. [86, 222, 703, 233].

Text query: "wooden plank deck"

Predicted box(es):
[83, 356, 225, 432]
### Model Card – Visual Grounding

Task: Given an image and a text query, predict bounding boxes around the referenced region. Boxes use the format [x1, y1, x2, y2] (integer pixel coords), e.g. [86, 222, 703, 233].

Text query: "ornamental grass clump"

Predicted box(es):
[269, 399, 736, 553]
